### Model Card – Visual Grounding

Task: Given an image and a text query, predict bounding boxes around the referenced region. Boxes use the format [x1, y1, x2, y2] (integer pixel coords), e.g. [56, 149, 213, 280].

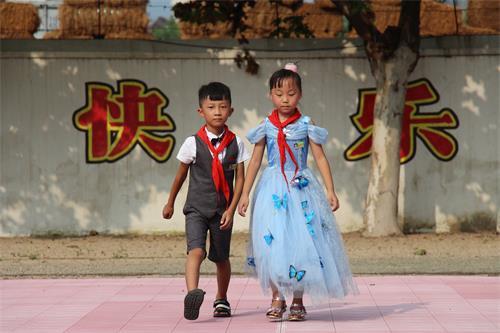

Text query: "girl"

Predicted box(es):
[238, 63, 358, 321]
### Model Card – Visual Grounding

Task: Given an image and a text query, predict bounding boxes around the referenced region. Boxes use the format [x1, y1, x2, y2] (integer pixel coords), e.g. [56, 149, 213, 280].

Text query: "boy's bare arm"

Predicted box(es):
[163, 162, 190, 219]
[310, 140, 339, 211]
[230, 162, 245, 213]
[238, 139, 265, 216]
[220, 162, 245, 230]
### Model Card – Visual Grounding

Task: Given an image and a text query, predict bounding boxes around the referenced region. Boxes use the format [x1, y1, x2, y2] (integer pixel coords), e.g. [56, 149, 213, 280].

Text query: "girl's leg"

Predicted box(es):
[271, 281, 285, 304]
[291, 290, 304, 306]
[266, 281, 286, 320]
[288, 290, 307, 321]
[271, 282, 283, 301]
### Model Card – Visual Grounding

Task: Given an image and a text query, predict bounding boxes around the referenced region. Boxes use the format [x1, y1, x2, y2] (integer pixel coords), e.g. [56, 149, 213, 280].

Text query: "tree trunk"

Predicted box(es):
[363, 46, 417, 237]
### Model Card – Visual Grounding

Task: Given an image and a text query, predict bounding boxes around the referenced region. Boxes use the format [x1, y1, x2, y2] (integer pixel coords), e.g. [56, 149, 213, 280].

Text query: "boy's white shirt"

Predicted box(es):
[176, 127, 250, 165]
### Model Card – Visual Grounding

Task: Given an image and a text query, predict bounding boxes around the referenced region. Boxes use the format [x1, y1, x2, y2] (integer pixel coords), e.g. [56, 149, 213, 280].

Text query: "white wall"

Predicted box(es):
[1, 37, 498, 236]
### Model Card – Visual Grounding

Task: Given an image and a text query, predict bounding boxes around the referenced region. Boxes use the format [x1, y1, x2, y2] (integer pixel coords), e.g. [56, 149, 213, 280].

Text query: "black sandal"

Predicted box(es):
[213, 299, 231, 317]
[184, 288, 205, 320]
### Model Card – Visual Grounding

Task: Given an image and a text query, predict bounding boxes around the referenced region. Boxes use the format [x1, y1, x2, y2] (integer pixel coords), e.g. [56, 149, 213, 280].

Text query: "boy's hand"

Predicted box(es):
[162, 203, 174, 219]
[238, 195, 249, 217]
[327, 191, 340, 212]
[220, 210, 234, 230]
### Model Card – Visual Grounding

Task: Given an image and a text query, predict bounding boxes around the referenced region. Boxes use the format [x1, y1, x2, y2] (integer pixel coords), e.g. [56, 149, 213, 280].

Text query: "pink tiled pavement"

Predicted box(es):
[1, 276, 498, 333]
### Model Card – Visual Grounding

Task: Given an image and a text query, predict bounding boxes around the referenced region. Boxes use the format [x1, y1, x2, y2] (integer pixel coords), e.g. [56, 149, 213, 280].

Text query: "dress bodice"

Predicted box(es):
[247, 115, 328, 171]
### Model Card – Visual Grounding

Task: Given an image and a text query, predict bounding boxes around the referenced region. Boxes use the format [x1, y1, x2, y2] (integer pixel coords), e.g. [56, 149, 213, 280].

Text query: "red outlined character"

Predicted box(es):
[345, 78, 459, 163]
[74, 80, 176, 163]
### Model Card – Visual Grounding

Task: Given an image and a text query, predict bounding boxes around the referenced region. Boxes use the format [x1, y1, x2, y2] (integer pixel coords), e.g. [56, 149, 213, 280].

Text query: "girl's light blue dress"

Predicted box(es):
[246, 115, 358, 303]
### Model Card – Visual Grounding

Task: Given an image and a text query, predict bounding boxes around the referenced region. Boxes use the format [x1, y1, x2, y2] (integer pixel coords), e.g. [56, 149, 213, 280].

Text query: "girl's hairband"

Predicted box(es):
[284, 63, 298, 73]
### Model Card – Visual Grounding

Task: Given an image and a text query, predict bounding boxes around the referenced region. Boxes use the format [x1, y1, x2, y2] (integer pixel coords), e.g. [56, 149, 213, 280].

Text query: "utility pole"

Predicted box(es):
[95, 0, 104, 39]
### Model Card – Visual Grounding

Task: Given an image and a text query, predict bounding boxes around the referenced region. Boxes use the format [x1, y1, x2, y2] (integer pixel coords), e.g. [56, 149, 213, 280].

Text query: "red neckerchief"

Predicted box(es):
[268, 109, 302, 188]
[196, 125, 236, 207]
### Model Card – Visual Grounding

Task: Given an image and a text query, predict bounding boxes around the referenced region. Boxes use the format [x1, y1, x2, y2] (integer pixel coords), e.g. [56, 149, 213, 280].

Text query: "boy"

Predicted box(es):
[163, 82, 249, 320]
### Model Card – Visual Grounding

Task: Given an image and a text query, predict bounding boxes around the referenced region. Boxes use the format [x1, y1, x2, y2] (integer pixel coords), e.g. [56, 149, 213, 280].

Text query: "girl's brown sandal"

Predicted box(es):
[265, 297, 287, 321]
[287, 303, 307, 321]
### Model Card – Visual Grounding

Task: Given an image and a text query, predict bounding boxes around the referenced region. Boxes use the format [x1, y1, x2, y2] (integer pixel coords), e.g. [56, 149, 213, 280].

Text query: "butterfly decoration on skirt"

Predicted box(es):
[272, 193, 288, 210]
[304, 211, 315, 223]
[247, 257, 256, 267]
[289, 265, 306, 281]
[263, 231, 274, 245]
[291, 176, 309, 190]
[303, 211, 315, 236]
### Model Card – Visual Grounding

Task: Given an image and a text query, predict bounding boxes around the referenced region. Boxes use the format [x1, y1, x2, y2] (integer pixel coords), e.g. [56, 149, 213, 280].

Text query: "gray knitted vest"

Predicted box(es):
[183, 135, 239, 218]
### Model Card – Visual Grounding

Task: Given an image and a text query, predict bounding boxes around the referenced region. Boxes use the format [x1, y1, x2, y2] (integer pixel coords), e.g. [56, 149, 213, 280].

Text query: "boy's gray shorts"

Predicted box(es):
[185, 211, 233, 263]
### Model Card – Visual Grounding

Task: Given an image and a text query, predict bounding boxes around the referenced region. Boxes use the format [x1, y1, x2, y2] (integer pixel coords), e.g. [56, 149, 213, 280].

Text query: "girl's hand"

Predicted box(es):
[162, 203, 174, 219]
[327, 191, 340, 212]
[238, 195, 249, 217]
[220, 210, 234, 230]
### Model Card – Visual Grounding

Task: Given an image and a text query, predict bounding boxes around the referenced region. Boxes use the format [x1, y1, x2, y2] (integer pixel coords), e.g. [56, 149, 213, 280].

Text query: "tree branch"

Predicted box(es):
[399, 0, 421, 53]
[330, 0, 382, 44]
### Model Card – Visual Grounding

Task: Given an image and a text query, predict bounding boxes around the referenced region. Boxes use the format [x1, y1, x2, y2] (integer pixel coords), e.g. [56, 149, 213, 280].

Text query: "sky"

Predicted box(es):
[147, 0, 173, 21]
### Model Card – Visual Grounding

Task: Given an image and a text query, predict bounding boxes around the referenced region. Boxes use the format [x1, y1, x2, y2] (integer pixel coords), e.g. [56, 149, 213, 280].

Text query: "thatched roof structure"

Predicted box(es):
[0, 2, 40, 39]
[44, 0, 152, 40]
[178, 0, 499, 39]
[467, 0, 500, 32]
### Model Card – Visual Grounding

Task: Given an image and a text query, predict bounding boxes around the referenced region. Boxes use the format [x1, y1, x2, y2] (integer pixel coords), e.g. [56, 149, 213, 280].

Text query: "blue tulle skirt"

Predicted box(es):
[246, 166, 359, 304]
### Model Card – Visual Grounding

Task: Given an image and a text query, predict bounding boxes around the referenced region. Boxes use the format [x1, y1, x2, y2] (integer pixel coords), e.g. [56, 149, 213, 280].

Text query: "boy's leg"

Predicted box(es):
[185, 248, 205, 291]
[185, 211, 209, 290]
[212, 259, 232, 317]
[207, 213, 233, 297]
[208, 214, 233, 317]
[184, 212, 209, 320]
[215, 259, 231, 300]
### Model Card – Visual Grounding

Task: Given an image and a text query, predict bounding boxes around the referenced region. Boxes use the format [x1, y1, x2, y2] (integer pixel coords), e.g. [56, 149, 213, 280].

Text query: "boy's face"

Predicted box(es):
[198, 97, 233, 130]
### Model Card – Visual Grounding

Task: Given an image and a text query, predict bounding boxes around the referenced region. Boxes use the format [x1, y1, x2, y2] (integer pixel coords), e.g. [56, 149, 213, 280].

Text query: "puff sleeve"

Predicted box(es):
[307, 119, 328, 145]
[246, 120, 267, 144]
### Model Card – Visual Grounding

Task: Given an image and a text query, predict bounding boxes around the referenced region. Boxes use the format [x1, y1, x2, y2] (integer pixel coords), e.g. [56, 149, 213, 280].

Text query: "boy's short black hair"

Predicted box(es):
[198, 82, 232, 106]
[269, 69, 302, 93]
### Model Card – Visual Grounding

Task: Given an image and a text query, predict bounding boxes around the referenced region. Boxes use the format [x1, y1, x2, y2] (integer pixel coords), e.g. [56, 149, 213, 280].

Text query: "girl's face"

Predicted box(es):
[270, 78, 302, 116]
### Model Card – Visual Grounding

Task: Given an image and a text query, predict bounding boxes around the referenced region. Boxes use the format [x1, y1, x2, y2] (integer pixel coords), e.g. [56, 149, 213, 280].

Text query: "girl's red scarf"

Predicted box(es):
[196, 125, 236, 207]
[268, 109, 302, 188]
